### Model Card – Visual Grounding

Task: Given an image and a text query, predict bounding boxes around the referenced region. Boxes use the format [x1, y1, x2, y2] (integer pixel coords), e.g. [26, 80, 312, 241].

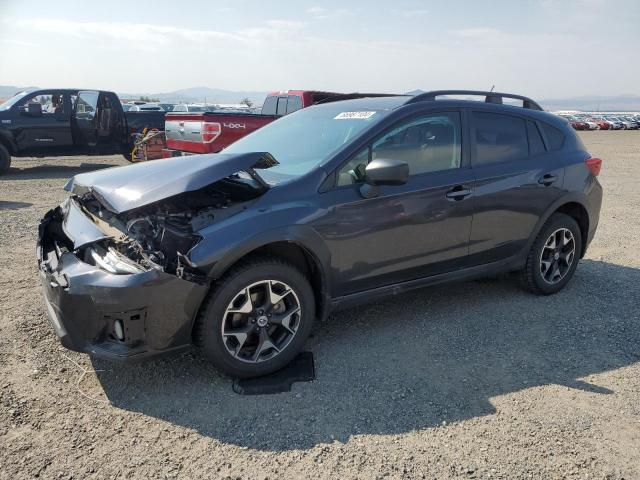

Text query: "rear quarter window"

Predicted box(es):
[540, 122, 565, 151]
[526, 121, 545, 156]
[473, 111, 528, 165]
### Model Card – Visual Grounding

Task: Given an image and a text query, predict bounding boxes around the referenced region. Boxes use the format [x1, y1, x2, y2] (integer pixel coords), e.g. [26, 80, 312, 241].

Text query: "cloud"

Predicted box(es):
[391, 9, 430, 18]
[238, 20, 306, 41]
[448, 27, 512, 47]
[1, 12, 638, 98]
[266, 20, 306, 30]
[5, 17, 309, 46]
[450, 27, 503, 39]
[7, 18, 241, 45]
[0, 38, 38, 48]
[306, 6, 353, 20]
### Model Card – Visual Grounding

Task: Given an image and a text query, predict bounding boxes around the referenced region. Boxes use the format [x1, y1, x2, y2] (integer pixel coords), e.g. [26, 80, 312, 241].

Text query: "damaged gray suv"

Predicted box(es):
[38, 91, 603, 378]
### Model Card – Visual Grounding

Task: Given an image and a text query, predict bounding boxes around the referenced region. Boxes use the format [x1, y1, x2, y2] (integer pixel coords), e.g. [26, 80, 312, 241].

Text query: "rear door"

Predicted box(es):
[467, 110, 565, 265]
[94, 92, 124, 153]
[14, 91, 74, 153]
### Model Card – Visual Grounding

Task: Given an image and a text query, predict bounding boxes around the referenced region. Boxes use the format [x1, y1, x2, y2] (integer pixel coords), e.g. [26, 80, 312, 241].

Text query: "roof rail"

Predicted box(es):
[406, 90, 543, 111]
[314, 92, 401, 104]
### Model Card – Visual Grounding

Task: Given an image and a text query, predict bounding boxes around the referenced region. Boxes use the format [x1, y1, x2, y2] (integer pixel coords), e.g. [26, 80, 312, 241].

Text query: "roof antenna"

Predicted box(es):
[489, 85, 495, 92]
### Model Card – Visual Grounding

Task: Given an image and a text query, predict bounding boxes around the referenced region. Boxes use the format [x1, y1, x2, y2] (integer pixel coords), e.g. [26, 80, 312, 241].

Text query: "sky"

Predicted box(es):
[0, 0, 638, 98]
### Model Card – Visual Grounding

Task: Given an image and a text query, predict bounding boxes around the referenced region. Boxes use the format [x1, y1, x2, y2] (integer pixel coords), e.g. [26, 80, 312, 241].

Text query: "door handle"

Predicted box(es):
[538, 173, 558, 186]
[446, 185, 471, 201]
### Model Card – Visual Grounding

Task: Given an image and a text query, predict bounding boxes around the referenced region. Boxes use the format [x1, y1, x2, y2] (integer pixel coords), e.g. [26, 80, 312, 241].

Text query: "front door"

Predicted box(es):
[14, 91, 73, 154]
[315, 111, 475, 296]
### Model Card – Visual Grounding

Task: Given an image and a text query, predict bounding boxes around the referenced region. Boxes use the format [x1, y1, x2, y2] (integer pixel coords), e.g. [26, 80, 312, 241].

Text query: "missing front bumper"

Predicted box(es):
[37, 206, 209, 362]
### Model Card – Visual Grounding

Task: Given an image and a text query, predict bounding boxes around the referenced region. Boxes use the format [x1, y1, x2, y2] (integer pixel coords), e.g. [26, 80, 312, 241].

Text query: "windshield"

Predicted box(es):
[0, 91, 30, 111]
[189, 105, 215, 112]
[224, 98, 404, 180]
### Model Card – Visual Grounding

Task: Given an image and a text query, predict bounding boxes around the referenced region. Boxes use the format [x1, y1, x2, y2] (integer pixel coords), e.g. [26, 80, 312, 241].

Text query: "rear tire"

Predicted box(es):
[520, 213, 582, 295]
[194, 256, 316, 378]
[0, 144, 11, 175]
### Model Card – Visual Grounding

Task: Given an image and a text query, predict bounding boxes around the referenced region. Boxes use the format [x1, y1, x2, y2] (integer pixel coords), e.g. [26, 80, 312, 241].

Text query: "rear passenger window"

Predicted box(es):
[286, 95, 302, 114]
[261, 96, 277, 115]
[276, 97, 288, 116]
[473, 112, 528, 165]
[527, 121, 545, 156]
[540, 123, 565, 151]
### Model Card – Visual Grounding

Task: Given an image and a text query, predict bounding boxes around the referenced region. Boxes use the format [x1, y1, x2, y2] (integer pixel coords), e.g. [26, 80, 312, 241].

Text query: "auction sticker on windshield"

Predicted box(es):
[334, 111, 377, 120]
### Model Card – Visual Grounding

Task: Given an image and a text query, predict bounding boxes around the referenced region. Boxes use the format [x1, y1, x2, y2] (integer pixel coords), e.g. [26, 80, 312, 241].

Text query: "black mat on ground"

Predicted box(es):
[232, 352, 315, 395]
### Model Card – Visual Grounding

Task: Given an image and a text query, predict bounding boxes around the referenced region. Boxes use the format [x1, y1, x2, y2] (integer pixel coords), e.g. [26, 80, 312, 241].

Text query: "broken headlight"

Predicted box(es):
[89, 245, 145, 274]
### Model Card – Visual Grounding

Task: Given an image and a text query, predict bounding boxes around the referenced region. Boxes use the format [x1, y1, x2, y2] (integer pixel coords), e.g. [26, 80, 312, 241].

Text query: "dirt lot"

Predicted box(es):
[1, 131, 639, 479]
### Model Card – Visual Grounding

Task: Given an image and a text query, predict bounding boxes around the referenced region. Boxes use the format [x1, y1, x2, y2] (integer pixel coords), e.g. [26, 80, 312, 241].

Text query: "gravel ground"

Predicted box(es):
[1, 131, 639, 479]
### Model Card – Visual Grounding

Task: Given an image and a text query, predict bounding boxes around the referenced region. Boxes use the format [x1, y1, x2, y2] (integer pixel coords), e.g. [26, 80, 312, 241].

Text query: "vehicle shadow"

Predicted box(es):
[1, 162, 119, 180]
[0, 200, 33, 210]
[93, 259, 640, 451]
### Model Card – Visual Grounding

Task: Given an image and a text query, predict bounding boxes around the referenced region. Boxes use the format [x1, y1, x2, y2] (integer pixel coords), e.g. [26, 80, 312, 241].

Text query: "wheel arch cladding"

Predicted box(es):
[554, 202, 589, 257]
[207, 240, 329, 321]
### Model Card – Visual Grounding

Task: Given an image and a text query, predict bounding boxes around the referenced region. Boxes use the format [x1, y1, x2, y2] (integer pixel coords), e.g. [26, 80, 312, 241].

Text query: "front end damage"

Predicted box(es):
[37, 152, 276, 361]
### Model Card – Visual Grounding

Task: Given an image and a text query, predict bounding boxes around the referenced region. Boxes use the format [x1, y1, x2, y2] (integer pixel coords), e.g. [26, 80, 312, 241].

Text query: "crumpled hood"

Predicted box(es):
[64, 152, 277, 214]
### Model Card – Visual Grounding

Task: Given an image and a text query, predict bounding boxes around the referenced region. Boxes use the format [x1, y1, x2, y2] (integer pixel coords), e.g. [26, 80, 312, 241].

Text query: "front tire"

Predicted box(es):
[0, 144, 11, 175]
[520, 213, 582, 295]
[194, 256, 316, 378]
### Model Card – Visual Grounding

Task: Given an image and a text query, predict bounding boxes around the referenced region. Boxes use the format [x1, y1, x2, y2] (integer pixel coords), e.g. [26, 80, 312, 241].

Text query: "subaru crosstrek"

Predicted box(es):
[37, 90, 603, 378]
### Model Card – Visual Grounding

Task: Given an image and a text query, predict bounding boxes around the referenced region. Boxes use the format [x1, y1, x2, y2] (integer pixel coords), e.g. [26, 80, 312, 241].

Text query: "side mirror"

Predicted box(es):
[359, 158, 409, 198]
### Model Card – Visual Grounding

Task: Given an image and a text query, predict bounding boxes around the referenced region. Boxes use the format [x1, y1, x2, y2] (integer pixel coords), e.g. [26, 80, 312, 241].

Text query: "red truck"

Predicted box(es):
[163, 90, 393, 157]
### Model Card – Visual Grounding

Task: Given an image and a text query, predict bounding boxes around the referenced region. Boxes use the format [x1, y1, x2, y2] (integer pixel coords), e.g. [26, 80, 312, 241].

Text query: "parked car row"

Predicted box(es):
[557, 112, 640, 130]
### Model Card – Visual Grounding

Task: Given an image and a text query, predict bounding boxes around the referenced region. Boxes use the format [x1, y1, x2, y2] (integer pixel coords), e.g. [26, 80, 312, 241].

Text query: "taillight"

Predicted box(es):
[585, 157, 602, 176]
[202, 122, 221, 143]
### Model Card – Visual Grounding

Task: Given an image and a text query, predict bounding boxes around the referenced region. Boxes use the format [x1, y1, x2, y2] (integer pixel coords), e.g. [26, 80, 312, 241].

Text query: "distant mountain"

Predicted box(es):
[120, 87, 268, 105]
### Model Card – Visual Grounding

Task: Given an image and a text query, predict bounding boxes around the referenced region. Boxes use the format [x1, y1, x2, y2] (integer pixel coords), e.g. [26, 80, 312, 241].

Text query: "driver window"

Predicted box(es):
[24, 93, 65, 115]
[336, 112, 462, 186]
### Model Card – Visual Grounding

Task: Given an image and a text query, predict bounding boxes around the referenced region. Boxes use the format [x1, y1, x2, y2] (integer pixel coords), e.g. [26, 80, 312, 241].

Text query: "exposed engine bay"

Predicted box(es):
[73, 172, 265, 281]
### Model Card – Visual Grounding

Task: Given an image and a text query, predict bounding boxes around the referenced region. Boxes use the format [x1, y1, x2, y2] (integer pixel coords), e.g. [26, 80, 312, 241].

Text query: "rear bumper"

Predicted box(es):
[584, 179, 603, 254]
[37, 206, 209, 362]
